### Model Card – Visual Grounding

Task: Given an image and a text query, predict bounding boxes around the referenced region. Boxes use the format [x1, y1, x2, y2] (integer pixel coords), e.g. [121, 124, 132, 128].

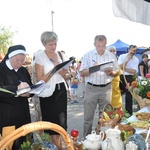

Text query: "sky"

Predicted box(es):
[1, 0, 150, 59]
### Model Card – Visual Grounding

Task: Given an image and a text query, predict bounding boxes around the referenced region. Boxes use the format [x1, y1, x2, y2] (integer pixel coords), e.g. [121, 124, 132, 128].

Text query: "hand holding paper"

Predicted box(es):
[49, 57, 75, 77]
[16, 80, 45, 97]
[89, 61, 113, 73]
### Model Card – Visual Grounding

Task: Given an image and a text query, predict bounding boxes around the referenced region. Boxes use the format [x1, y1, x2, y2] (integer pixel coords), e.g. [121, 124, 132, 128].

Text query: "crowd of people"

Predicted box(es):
[0, 31, 149, 149]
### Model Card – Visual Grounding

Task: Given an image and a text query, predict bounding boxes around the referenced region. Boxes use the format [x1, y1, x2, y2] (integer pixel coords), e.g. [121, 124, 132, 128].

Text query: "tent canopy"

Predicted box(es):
[107, 39, 129, 56]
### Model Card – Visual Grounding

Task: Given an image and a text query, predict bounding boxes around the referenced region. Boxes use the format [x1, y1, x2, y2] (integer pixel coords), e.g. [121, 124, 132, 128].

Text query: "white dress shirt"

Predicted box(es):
[35, 51, 67, 97]
[80, 49, 119, 85]
[118, 53, 139, 75]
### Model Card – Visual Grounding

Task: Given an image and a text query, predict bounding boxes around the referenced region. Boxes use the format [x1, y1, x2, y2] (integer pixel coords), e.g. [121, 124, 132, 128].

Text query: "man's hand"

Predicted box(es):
[104, 70, 112, 76]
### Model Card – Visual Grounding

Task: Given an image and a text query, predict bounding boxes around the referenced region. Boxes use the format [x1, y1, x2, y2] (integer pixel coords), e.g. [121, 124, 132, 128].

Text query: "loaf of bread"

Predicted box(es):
[136, 112, 150, 121]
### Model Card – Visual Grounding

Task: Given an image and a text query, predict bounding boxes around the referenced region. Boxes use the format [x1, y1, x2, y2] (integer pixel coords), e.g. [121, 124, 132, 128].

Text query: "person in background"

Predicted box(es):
[138, 53, 148, 79]
[0, 45, 32, 149]
[60, 50, 72, 101]
[118, 45, 139, 115]
[35, 31, 68, 150]
[70, 71, 79, 104]
[77, 60, 85, 98]
[80, 35, 119, 138]
[107, 46, 122, 110]
[0, 52, 4, 62]
[28, 50, 42, 128]
[23, 53, 32, 71]
[60, 50, 68, 60]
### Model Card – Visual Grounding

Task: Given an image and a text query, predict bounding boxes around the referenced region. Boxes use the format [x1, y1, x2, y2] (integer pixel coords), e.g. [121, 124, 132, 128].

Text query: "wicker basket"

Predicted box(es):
[121, 53, 150, 109]
[0, 121, 74, 150]
[122, 72, 150, 109]
[95, 103, 121, 134]
[130, 91, 150, 109]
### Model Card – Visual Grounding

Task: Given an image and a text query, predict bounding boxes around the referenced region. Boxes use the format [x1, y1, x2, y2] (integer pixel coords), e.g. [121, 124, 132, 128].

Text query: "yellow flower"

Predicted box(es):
[131, 81, 138, 88]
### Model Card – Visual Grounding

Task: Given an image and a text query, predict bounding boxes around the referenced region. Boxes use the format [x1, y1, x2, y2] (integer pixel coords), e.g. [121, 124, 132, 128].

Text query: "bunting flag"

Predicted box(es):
[112, 0, 150, 26]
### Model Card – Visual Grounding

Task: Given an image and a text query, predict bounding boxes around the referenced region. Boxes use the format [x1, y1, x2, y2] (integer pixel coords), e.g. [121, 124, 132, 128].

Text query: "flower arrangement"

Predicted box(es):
[128, 78, 150, 99]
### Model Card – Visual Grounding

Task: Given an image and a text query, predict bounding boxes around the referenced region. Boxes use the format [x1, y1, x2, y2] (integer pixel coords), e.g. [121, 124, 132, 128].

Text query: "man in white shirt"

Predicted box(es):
[118, 45, 139, 115]
[80, 35, 119, 138]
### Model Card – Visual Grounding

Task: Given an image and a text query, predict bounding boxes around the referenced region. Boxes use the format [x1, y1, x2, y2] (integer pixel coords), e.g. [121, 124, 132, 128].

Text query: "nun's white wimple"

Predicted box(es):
[8, 50, 26, 58]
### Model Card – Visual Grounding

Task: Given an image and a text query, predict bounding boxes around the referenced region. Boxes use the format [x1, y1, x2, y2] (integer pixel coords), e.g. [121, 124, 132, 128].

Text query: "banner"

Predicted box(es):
[112, 0, 150, 26]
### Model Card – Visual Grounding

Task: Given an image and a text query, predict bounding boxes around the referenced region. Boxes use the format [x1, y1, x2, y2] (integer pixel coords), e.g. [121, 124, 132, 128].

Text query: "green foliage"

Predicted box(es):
[40, 132, 51, 143]
[0, 25, 16, 55]
[121, 109, 131, 122]
[132, 74, 138, 80]
[138, 79, 150, 99]
[21, 134, 31, 150]
[21, 132, 52, 150]
[129, 79, 150, 99]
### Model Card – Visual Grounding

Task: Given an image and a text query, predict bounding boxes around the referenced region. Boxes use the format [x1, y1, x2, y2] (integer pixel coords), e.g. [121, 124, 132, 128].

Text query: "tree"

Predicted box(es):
[0, 25, 16, 55]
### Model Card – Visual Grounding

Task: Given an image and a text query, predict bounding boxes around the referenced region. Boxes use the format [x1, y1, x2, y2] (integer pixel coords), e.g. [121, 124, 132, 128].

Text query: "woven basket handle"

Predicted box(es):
[0, 121, 74, 150]
[102, 103, 114, 113]
[122, 46, 139, 88]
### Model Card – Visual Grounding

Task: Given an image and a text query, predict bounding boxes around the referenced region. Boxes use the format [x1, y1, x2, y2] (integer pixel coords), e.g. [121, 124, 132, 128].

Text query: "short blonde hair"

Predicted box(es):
[41, 31, 58, 46]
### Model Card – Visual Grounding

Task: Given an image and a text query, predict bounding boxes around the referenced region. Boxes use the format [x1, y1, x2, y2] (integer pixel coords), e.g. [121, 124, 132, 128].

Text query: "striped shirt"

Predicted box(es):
[80, 49, 119, 84]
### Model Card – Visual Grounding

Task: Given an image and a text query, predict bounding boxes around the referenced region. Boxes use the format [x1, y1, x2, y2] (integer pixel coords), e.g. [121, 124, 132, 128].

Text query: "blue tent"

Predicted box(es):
[136, 47, 148, 54]
[107, 39, 129, 56]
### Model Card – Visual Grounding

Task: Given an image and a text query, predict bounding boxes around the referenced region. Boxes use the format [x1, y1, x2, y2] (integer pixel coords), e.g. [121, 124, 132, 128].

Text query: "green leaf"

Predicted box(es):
[0, 88, 15, 94]
[41, 132, 51, 142]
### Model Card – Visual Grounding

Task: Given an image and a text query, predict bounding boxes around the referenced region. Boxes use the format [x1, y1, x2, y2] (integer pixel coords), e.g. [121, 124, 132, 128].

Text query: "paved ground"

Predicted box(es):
[67, 82, 99, 141]
[67, 82, 125, 141]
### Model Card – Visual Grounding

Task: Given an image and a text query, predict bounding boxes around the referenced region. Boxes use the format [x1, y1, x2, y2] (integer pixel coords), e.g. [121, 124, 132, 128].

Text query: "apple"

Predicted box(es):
[70, 129, 79, 137]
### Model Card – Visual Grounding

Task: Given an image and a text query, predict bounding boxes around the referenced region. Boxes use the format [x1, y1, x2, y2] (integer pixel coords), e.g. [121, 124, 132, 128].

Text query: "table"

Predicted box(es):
[125, 107, 150, 134]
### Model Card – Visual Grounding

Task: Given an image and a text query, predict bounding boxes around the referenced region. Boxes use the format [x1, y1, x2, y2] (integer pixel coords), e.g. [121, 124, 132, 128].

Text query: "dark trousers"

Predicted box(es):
[120, 75, 134, 115]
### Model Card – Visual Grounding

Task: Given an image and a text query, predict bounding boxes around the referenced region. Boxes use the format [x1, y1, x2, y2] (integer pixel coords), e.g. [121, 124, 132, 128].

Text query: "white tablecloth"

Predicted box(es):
[125, 107, 150, 134]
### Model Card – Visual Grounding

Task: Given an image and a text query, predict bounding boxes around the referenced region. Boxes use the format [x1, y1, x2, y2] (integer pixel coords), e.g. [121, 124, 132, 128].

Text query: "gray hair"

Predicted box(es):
[41, 31, 58, 45]
[94, 35, 107, 44]
[107, 46, 116, 51]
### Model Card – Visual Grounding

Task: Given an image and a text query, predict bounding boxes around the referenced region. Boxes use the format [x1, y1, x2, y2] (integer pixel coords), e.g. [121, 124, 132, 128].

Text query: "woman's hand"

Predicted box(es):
[18, 82, 30, 97]
[58, 69, 68, 77]
[18, 82, 29, 89]
[20, 92, 30, 97]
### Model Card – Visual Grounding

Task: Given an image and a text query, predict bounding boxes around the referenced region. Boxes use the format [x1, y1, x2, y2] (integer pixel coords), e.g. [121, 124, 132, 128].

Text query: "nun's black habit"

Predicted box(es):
[0, 45, 32, 149]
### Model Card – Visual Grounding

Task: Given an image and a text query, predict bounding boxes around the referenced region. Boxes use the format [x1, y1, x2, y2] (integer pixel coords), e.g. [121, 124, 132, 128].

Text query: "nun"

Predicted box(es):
[0, 45, 32, 149]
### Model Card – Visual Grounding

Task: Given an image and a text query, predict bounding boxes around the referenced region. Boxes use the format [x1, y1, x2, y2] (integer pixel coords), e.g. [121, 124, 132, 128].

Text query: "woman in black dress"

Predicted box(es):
[138, 53, 149, 79]
[0, 45, 32, 150]
[35, 31, 68, 150]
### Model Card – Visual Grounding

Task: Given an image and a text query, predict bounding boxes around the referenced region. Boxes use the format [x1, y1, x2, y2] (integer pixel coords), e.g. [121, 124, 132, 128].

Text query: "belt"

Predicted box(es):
[87, 82, 111, 87]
